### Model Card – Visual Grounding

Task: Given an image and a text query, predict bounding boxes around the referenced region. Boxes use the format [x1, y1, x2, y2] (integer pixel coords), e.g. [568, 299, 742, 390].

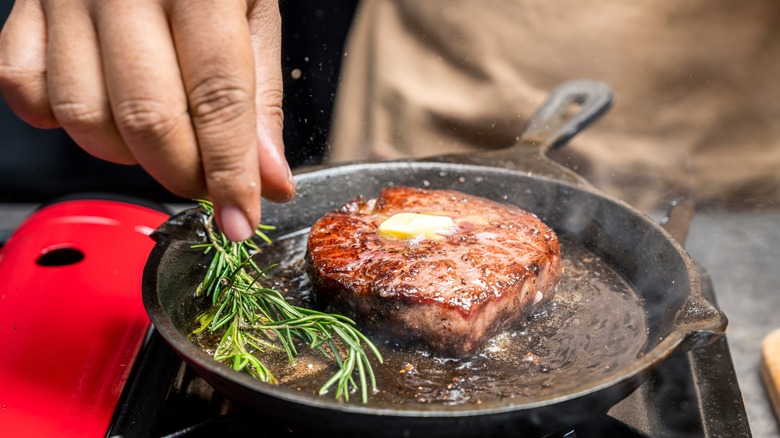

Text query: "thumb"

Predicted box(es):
[248, 0, 295, 203]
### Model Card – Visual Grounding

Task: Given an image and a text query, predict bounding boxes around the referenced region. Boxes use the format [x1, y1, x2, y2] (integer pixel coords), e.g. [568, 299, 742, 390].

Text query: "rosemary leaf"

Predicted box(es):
[191, 200, 383, 402]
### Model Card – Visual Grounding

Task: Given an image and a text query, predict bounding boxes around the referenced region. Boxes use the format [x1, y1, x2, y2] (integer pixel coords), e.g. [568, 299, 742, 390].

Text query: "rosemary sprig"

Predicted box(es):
[191, 200, 383, 402]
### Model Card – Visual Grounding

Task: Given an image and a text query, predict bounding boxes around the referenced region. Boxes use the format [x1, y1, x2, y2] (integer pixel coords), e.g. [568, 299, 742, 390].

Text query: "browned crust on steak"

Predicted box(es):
[306, 187, 562, 357]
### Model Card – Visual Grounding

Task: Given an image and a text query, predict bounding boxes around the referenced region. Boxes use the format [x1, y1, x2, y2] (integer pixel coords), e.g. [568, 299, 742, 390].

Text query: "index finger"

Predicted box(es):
[169, 0, 261, 241]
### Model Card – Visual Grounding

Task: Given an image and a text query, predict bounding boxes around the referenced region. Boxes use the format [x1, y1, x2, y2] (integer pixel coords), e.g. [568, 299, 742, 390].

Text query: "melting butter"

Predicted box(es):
[378, 212, 455, 240]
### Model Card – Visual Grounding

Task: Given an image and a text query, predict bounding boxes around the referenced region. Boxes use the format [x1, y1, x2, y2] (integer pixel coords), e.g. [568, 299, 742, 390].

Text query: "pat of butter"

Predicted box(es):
[378, 212, 455, 240]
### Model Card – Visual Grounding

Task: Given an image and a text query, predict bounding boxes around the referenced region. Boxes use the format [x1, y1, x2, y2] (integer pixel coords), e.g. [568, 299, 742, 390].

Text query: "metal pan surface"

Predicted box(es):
[143, 81, 727, 437]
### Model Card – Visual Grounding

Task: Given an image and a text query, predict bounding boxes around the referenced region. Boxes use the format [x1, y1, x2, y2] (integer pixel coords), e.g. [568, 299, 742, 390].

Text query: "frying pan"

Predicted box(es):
[142, 80, 727, 437]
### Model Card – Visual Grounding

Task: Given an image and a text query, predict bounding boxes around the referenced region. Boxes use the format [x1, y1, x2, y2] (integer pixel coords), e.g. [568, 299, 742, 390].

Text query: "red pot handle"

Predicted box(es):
[0, 198, 169, 437]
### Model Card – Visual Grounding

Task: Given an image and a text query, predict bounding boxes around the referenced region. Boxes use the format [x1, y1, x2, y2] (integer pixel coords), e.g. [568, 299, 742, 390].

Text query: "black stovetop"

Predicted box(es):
[107, 271, 751, 438]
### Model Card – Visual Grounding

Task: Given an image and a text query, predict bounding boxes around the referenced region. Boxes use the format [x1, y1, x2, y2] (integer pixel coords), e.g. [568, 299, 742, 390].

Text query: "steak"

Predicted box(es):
[305, 186, 562, 357]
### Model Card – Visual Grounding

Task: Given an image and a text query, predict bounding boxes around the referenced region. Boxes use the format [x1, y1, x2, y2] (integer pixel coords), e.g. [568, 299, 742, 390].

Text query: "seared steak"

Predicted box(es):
[306, 187, 562, 357]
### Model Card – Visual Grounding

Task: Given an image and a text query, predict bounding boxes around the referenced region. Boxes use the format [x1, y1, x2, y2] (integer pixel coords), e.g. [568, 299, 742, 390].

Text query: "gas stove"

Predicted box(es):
[107, 270, 749, 438]
[0, 199, 752, 437]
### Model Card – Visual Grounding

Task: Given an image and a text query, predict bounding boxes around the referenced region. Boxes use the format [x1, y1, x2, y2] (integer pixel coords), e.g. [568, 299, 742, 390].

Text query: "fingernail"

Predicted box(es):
[287, 164, 297, 194]
[220, 206, 254, 241]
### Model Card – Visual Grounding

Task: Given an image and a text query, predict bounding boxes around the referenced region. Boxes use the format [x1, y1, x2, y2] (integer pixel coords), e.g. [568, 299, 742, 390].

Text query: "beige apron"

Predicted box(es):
[327, 0, 780, 211]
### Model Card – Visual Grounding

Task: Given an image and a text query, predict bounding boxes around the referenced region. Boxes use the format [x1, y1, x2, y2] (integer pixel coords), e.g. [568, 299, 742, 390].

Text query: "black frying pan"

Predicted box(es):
[142, 80, 727, 437]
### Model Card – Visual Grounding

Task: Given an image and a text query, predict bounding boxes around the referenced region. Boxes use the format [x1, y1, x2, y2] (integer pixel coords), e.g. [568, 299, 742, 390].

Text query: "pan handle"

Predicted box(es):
[657, 198, 727, 351]
[674, 269, 729, 352]
[519, 79, 613, 153]
[430, 79, 613, 186]
[659, 199, 727, 351]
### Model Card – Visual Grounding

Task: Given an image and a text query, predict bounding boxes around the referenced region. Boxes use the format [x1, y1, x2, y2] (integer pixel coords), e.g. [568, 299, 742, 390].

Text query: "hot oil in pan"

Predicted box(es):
[192, 230, 648, 406]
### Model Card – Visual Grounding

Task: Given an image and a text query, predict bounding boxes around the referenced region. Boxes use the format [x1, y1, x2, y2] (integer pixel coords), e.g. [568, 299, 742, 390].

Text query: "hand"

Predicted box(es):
[0, 0, 296, 241]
